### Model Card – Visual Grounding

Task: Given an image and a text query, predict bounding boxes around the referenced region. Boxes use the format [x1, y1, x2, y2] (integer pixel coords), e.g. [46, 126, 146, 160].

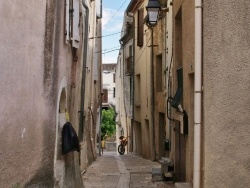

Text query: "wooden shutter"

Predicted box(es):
[137, 8, 144, 47]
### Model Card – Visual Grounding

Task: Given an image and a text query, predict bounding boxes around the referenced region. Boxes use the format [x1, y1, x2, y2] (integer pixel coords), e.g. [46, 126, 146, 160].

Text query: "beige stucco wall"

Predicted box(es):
[182, 0, 195, 184]
[133, 1, 154, 160]
[203, 1, 250, 187]
[153, 17, 167, 160]
[172, 0, 195, 183]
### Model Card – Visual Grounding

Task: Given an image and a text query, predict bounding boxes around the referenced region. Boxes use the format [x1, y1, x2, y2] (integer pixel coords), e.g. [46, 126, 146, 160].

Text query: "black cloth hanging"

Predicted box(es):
[62, 122, 80, 155]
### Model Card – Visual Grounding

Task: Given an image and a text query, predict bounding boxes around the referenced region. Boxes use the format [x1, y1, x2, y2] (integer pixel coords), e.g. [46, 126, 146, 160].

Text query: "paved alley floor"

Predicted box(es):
[82, 151, 175, 188]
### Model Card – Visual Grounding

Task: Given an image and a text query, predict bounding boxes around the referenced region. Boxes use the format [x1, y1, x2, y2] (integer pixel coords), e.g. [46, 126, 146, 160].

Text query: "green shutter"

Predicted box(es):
[170, 67, 183, 109]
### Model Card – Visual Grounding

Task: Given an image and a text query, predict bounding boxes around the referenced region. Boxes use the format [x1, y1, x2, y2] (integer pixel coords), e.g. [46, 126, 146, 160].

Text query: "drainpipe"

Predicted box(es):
[119, 41, 129, 153]
[127, 12, 134, 153]
[98, 20, 103, 157]
[193, 0, 202, 187]
[79, 0, 89, 141]
[150, 28, 156, 160]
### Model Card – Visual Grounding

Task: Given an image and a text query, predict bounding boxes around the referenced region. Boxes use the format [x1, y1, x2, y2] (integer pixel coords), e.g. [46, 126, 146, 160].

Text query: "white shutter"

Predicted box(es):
[72, 0, 80, 48]
[65, 0, 70, 43]
[96, 0, 101, 18]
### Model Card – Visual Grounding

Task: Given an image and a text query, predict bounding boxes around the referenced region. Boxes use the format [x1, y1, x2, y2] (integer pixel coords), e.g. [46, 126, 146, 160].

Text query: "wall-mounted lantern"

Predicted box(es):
[146, 0, 161, 27]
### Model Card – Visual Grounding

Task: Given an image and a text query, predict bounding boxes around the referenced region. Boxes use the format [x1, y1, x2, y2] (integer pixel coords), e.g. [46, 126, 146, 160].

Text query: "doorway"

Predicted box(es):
[134, 121, 142, 155]
[158, 113, 165, 160]
[174, 121, 186, 182]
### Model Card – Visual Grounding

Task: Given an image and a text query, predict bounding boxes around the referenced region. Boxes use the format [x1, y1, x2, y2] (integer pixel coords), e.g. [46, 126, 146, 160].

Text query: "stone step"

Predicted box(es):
[175, 182, 191, 188]
[159, 157, 174, 174]
[152, 168, 165, 182]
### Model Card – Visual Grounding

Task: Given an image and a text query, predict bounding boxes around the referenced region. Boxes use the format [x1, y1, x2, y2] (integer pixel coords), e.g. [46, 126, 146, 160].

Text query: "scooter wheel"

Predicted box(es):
[118, 144, 125, 155]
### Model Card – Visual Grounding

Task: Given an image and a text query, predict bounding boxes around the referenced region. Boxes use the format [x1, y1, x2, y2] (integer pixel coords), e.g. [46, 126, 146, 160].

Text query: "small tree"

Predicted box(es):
[101, 108, 116, 140]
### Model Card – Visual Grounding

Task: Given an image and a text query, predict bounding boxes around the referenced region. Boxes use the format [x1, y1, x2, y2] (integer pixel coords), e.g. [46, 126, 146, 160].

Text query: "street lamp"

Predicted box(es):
[146, 0, 161, 27]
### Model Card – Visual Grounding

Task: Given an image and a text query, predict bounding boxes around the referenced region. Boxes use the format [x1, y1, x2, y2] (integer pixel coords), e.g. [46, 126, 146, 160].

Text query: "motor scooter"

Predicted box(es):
[118, 136, 127, 155]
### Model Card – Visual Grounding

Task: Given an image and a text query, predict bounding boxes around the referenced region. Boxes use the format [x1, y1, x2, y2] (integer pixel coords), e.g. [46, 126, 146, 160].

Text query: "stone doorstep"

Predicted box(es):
[152, 168, 162, 175]
[175, 182, 192, 188]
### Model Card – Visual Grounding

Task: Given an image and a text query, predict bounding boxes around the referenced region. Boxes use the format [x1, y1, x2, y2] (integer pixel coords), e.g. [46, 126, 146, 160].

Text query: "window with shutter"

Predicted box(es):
[113, 73, 116, 83]
[125, 56, 132, 76]
[137, 8, 144, 47]
[96, 0, 102, 18]
[103, 89, 108, 103]
[113, 87, 116, 98]
[156, 54, 163, 92]
[65, 0, 70, 43]
[72, 0, 80, 48]
[170, 67, 183, 109]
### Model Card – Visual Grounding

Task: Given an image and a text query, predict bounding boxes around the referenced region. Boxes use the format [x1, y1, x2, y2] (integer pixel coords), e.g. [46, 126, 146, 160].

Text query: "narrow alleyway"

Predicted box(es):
[82, 152, 175, 188]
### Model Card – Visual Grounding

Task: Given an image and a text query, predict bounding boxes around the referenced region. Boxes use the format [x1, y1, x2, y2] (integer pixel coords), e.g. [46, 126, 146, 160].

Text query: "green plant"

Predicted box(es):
[101, 108, 116, 139]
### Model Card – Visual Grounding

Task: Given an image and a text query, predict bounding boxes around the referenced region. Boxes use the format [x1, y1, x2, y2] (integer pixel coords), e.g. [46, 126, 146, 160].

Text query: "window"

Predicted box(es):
[130, 77, 133, 105]
[72, 0, 80, 48]
[65, 0, 70, 43]
[129, 45, 132, 56]
[113, 87, 116, 98]
[135, 74, 141, 106]
[113, 73, 116, 83]
[125, 56, 132, 76]
[65, 0, 80, 48]
[156, 54, 163, 92]
[137, 8, 144, 47]
[96, 0, 102, 18]
[170, 68, 183, 109]
[125, 45, 133, 76]
[103, 89, 108, 103]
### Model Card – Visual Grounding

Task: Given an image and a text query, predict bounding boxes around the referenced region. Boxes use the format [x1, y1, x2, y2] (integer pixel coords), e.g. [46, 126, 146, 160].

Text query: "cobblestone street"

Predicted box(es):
[82, 152, 175, 188]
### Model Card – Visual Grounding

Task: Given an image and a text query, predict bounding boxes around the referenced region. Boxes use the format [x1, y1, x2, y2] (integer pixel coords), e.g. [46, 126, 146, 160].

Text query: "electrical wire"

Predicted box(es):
[103, 0, 129, 27]
[103, 45, 120, 51]
[133, 33, 152, 67]
[90, 25, 141, 39]
[96, 29, 150, 55]
[89, 31, 121, 39]
[102, 48, 120, 54]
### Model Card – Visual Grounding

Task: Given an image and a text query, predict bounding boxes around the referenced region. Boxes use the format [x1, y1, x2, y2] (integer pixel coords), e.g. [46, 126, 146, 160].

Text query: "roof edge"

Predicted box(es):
[126, 0, 143, 13]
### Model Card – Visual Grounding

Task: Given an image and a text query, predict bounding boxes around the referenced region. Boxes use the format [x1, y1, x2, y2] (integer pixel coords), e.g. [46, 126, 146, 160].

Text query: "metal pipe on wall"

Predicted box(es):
[79, 0, 89, 141]
[193, 0, 202, 187]
[127, 12, 134, 153]
[150, 28, 156, 160]
[98, 18, 103, 157]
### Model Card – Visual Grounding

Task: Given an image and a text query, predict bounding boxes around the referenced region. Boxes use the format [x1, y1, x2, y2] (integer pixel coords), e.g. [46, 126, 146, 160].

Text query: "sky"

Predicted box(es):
[102, 0, 130, 64]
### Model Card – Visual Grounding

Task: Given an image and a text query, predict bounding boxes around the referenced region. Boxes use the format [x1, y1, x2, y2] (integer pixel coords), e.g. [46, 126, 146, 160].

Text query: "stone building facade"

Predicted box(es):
[117, 0, 250, 188]
[0, 0, 102, 187]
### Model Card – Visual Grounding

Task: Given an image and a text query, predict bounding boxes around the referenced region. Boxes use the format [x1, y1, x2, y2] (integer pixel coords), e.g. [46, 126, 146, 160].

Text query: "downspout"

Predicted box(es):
[120, 41, 129, 153]
[98, 18, 103, 157]
[127, 12, 134, 153]
[99, 100, 102, 157]
[90, 1, 96, 148]
[150, 28, 156, 160]
[122, 45, 129, 153]
[79, 0, 89, 141]
[193, 0, 202, 187]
